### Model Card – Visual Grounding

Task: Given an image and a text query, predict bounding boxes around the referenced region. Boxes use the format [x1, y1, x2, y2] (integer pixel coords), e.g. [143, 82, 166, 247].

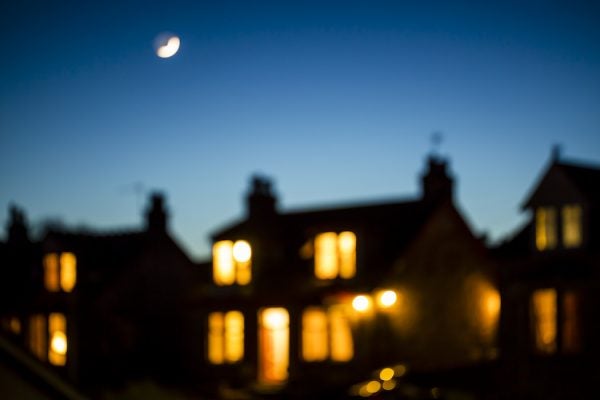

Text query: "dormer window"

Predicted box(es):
[314, 231, 356, 280]
[562, 204, 582, 248]
[535, 207, 557, 251]
[212, 240, 252, 286]
[43, 253, 77, 292]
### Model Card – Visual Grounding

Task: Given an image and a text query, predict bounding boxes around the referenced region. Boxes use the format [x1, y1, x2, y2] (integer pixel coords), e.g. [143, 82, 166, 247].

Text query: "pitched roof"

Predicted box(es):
[557, 161, 600, 203]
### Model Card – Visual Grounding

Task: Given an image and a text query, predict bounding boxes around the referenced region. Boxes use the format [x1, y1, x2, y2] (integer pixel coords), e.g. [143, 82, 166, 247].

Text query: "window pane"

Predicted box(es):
[259, 308, 289, 383]
[29, 315, 47, 361]
[43, 254, 60, 292]
[536, 207, 557, 251]
[338, 231, 356, 279]
[48, 313, 67, 366]
[562, 291, 581, 353]
[315, 233, 339, 279]
[60, 252, 77, 292]
[213, 241, 235, 286]
[562, 205, 582, 248]
[225, 311, 244, 363]
[208, 312, 224, 364]
[302, 308, 328, 361]
[329, 306, 353, 361]
[531, 289, 557, 354]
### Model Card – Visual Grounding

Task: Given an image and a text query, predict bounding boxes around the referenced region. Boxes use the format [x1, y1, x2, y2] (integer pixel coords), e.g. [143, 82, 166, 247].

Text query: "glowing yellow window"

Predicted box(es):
[314, 231, 356, 280]
[29, 315, 47, 361]
[207, 311, 244, 364]
[301, 306, 353, 362]
[259, 308, 289, 384]
[43, 252, 77, 292]
[302, 308, 328, 361]
[212, 240, 252, 286]
[60, 252, 77, 292]
[531, 289, 557, 354]
[43, 254, 60, 292]
[328, 305, 353, 362]
[535, 207, 557, 251]
[48, 313, 67, 366]
[562, 205, 582, 248]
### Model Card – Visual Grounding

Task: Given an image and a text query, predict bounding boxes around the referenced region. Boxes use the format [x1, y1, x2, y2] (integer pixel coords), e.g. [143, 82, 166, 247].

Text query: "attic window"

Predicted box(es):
[43, 252, 77, 292]
[535, 207, 557, 251]
[562, 204, 582, 248]
[212, 240, 252, 286]
[314, 232, 356, 280]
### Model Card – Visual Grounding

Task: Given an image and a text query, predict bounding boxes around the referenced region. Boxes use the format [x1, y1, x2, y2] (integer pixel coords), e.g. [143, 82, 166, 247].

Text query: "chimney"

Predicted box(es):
[145, 192, 168, 233]
[420, 156, 454, 203]
[6, 205, 29, 245]
[246, 175, 277, 219]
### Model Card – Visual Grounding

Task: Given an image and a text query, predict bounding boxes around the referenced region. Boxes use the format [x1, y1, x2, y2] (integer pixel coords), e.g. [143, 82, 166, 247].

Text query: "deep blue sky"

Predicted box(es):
[1, 0, 599, 259]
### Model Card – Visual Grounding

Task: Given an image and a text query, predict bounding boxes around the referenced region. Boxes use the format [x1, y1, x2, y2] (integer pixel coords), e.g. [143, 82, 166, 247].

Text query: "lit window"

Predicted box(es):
[302, 308, 328, 361]
[562, 291, 581, 353]
[60, 253, 77, 292]
[531, 289, 557, 354]
[535, 207, 557, 251]
[48, 313, 67, 366]
[43, 252, 77, 292]
[562, 205, 582, 248]
[207, 311, 244, 364]
[212, 240, 252, 286]
[329, 305, 353, 362]
[314, 231, 356, 280]
[301, 305, 353, 362]
[43, 254, 60, 292]
[29, 315, 47, 361]
[259, 308, 289, 384]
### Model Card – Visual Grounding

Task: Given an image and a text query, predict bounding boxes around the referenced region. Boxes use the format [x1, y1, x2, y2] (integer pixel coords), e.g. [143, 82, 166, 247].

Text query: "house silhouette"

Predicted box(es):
[1, 151, 598, 399]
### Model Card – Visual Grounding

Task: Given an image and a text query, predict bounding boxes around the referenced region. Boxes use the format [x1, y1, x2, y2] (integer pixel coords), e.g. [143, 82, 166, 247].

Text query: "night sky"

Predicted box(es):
[2, 0, 599, 259]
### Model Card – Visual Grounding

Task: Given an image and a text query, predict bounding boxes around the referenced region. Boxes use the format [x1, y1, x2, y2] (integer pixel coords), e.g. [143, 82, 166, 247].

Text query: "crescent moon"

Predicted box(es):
[156, 36, 180, 58]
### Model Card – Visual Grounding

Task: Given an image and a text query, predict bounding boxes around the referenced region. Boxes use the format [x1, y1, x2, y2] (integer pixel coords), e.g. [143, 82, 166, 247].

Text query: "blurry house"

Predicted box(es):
[496, 150, 600, 399]
[198, 156, 500, 397]
[0, 193, 201, 395]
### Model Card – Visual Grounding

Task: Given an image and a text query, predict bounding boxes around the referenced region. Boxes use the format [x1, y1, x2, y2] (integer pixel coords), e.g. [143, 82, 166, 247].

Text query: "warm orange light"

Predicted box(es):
[352, 295, 371, 312]
[376, 290, 398, 308]
[302, 308, 328, 361]
[315, 232, 338, 279]
[213, 241, 234, 285]
[536, 207, 557, 251]
[259, 308, 289, 384]
[562, 204, 582, 248]
[60, 252, 76, 292]
[532, 289, 557, 354]
[315, 231, 356, 280]
[232, 240, 251, 263]
[208, 311, 244, 364]
[338, 231, 356, 279]
[224, 311, 244, 363]
[393, 364, 407, 376]
[366, 380, 381, 394]
[382, 380, 397, 391]
[213, 240, 252, 285]
[379, 367, 394, 381]
[29, 315, 46, 361]
[48, 313, 67, 366]
[43, 254, 60, 292]
[329, 305, 353, 361]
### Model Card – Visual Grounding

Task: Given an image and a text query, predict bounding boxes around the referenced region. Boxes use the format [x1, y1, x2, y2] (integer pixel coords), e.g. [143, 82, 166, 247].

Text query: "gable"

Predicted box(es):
[523, 164, 589, 210]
